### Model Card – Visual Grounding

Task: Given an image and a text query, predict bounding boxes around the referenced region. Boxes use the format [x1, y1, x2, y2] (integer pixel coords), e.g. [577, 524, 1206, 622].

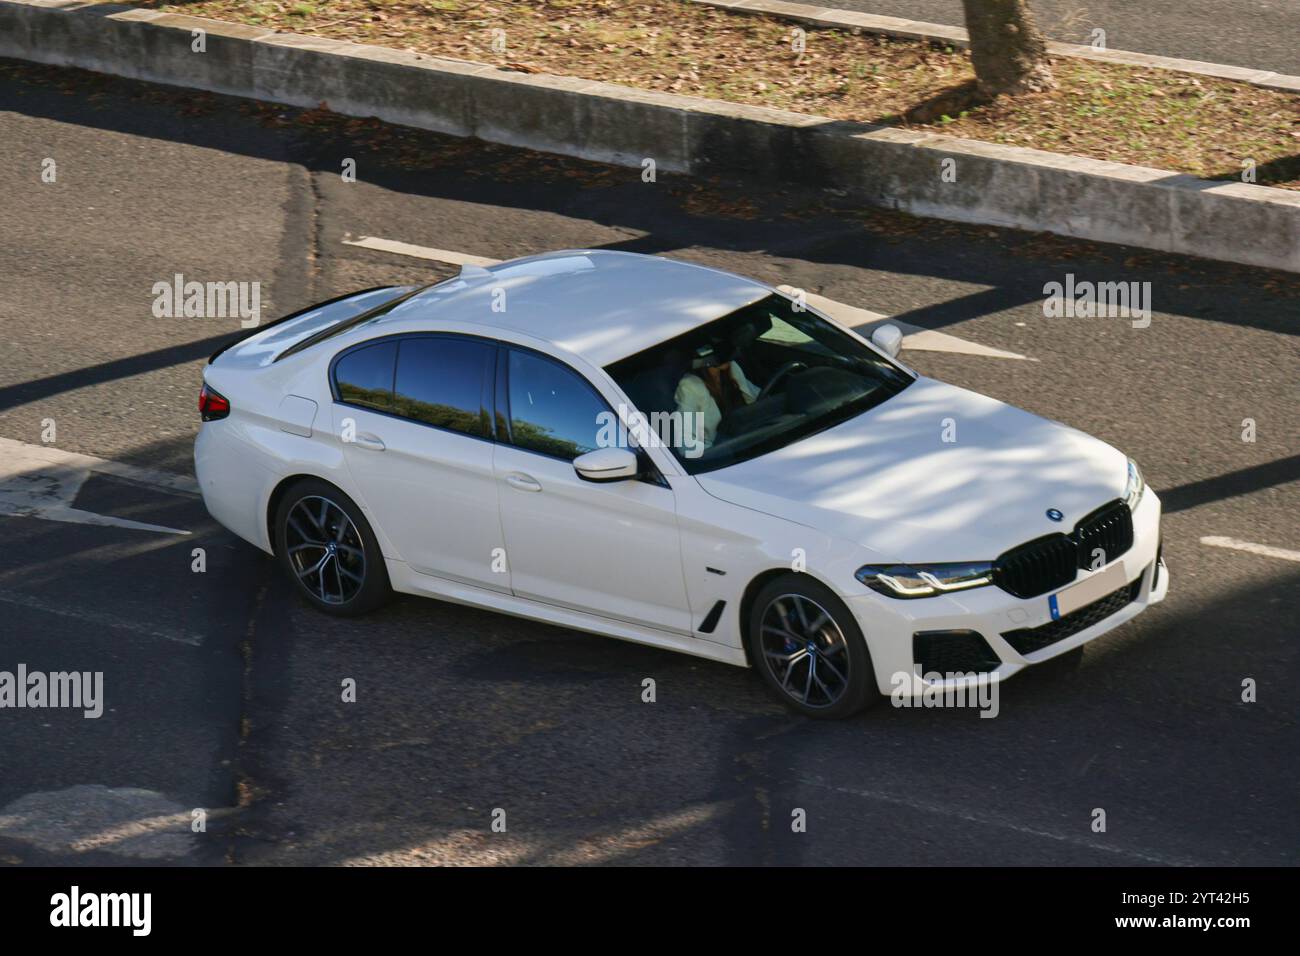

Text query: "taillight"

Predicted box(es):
[199, 383, 230, 422]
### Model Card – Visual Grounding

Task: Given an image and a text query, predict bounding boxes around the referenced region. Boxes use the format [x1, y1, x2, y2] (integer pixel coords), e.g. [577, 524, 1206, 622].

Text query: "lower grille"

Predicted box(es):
[914, 630, 1001, 675]
[1002, 578, 1141, 656]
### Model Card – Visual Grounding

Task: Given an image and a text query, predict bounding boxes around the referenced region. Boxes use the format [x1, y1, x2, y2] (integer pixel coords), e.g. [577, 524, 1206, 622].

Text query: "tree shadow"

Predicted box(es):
[1159, 454, 1300, 514]
[1203, 153, 1300, 191]
[0, 332, 238, 415]
[895, 79, 984, 126]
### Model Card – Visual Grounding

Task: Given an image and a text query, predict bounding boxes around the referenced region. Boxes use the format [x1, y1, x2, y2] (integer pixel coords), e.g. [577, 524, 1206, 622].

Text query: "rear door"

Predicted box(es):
[333, 334, 509, 593]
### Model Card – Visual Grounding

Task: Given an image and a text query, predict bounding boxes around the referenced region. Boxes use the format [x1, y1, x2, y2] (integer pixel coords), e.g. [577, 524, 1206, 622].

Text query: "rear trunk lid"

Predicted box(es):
[208, 286, 416, 370]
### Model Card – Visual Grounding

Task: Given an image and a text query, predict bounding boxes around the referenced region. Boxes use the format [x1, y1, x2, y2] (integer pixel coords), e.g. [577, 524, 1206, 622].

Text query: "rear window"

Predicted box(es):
[393, 337, 495, 438]
[334, 341, 397, 412]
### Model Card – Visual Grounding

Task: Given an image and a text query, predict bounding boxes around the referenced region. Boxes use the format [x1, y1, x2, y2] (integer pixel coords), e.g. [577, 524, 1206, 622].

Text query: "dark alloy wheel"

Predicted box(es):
[747, 574, 876, 718]
[274, 479, 391, 615]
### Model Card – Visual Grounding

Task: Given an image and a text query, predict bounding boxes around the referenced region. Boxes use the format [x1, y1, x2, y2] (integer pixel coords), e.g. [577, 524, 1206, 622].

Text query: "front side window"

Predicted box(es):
[393, 337, 494, 437]
[605, 293, 913, 474]
[506, 350, 608, 460]
[333, 340, 397, 412]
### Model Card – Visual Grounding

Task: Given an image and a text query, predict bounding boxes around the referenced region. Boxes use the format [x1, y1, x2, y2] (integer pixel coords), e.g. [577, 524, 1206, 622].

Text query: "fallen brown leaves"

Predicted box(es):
[95, 0, 1300, 187]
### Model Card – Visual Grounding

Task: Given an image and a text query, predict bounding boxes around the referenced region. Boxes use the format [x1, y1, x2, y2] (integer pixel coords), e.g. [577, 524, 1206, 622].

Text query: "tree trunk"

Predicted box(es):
[961, 0, 1055, 97]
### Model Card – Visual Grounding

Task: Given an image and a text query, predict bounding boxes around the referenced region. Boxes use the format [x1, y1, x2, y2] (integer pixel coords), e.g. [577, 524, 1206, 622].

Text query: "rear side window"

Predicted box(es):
[334, 340, 397, 412]
[506, 349, 608, 460]
[393, 337, 495, 438]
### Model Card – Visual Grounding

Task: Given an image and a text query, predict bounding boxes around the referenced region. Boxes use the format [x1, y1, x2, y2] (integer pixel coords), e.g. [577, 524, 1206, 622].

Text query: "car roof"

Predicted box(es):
[373, 250, 773, 366]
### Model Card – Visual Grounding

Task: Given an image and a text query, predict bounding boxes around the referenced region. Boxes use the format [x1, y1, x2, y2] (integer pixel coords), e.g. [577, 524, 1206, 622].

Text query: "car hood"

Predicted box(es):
[695, 376, 1128, 561]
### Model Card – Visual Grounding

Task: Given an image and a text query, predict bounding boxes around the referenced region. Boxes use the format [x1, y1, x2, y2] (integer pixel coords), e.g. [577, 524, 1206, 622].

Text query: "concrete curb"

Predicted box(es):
[691, 0, 1300, 94]
[2, 0, 1297, 274]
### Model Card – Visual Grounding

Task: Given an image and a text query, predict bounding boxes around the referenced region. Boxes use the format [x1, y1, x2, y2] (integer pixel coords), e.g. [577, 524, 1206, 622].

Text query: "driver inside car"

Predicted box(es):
[674, 349, 760, 451]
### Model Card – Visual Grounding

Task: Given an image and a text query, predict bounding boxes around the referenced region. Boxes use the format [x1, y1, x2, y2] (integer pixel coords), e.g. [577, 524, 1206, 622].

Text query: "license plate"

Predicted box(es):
[1048, 562, 1125, 620]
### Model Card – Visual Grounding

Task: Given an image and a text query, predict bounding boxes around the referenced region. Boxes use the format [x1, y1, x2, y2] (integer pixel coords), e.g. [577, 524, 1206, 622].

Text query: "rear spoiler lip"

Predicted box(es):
[207, 285, 399, 365]
[271, 283, 437, 364]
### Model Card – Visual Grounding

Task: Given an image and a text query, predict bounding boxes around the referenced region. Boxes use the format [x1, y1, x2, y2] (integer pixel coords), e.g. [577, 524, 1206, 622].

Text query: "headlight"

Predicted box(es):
[1124, 457, 1144, 510]
[856, 562, 994, 599]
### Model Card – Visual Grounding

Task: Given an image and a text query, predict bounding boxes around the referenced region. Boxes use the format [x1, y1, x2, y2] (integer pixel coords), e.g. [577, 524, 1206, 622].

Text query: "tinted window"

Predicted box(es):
[334, 340, 397, 411]
[507, 350, 607, 460]
[394, 337, 493, 437]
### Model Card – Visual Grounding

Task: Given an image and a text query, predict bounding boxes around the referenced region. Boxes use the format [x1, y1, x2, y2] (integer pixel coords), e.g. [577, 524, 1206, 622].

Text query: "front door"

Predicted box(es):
[493, 347, 692, 633]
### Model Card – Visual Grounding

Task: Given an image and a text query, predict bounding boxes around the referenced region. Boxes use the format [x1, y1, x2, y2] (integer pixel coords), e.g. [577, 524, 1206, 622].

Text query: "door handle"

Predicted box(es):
[354, 433, 386, 451]
[505, 473, 542, 492]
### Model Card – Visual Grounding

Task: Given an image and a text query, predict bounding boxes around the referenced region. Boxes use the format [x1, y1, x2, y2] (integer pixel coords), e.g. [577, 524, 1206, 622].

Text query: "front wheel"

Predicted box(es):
[274, 479, 391, 616]
[747, 574, 877, 719]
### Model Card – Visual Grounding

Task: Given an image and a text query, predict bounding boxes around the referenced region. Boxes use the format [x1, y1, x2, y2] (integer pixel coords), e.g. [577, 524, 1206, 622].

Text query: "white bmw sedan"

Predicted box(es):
[195, 250, 1167, 718]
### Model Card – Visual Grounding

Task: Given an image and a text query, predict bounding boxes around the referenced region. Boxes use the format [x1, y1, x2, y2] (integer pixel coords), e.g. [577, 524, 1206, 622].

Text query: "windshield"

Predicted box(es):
[605, 294, 913, 474]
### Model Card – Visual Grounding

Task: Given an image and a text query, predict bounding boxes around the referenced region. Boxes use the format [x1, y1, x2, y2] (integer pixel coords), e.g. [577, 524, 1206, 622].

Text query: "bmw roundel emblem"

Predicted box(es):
[1046, 508, 1064, 522]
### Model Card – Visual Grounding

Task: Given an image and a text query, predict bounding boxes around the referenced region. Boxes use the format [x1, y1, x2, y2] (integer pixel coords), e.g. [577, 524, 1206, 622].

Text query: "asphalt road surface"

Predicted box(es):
[830, 0, 1300, 75]
[0, 59, 1297, 866]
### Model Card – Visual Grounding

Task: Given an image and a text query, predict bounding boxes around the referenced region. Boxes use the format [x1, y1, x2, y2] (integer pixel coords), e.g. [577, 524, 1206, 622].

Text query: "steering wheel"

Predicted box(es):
[757, 361, 808, 401]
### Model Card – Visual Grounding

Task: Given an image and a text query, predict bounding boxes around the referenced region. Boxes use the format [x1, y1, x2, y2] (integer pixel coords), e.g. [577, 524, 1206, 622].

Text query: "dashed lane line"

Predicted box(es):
[341, 236, 497, 267]
[1200, 536, 1300, 563]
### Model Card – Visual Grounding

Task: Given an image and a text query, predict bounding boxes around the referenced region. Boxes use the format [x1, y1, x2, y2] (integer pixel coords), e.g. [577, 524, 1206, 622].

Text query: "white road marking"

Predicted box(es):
[799, 776, 1201, 866]
[0, 588, 204, 646]
[1200, 536, 1300, 563]
[341, 236, 1033, 361]
[0, 438, 198, 495]
[0, 438, 203, 644]
[776, 286, 1032, 361]
[342, 236, 498, 266]
[0, 437, 193, 535]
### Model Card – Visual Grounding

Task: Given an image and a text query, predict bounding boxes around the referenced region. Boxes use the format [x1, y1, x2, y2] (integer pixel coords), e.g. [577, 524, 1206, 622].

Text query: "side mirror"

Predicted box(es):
[573, 447, 639, 483]
[870, 323, 904, 358]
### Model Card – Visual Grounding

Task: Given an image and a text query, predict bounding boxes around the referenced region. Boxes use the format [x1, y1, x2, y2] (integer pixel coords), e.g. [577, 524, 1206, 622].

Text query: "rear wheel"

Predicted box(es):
[274, 479, 391, 615]
[747, 574, 877, 719]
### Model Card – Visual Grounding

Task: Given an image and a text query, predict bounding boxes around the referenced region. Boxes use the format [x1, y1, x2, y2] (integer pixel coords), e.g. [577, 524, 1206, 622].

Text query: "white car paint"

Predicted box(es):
[696, 376, 1126, 560]
[336, 398, 507, 593]
[195, 250, 1167, 700]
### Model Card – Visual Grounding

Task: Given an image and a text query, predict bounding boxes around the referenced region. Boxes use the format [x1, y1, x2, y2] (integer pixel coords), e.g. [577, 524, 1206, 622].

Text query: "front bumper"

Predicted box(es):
[848, 489, 1167, 698]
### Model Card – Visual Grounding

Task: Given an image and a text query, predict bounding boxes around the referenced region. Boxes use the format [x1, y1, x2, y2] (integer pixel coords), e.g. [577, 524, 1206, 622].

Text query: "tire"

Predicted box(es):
[746, 573, 877, 719]
[273, 478, 391, 616]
